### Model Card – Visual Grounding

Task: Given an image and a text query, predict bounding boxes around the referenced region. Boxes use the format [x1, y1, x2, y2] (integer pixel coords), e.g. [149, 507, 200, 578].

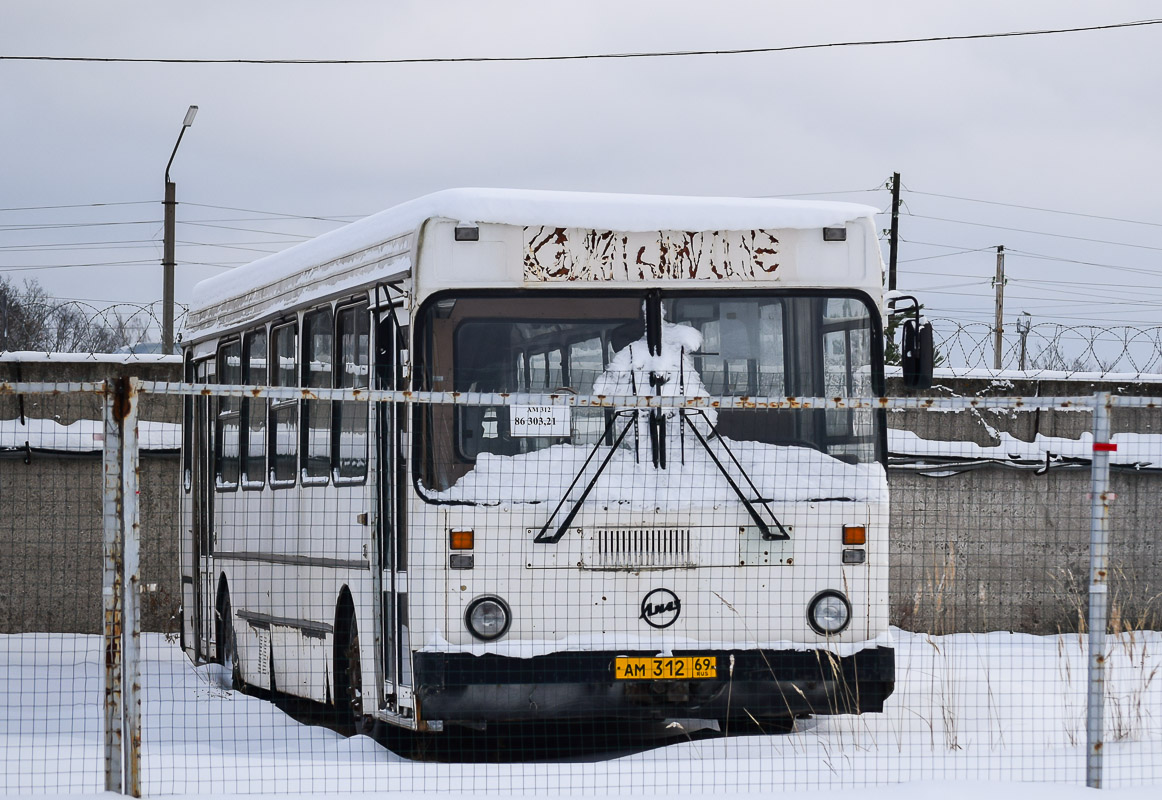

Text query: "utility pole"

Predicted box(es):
[993, 245, 1005, 370]
[888, 172, 901, 292]
[163, 105, 198, 355]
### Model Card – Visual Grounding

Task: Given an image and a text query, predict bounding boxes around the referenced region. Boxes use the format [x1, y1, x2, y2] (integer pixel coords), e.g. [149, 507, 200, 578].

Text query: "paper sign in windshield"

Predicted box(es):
[510, 405, 571, 437]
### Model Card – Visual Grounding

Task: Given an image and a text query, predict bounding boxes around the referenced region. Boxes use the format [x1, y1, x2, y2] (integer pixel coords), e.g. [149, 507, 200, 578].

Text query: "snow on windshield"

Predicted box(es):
[433, 317, 887, 505]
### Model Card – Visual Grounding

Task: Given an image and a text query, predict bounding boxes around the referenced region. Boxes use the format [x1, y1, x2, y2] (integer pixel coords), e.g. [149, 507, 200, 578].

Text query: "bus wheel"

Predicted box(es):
[334, 608, 372, 736]
[216, 590, 243, 692]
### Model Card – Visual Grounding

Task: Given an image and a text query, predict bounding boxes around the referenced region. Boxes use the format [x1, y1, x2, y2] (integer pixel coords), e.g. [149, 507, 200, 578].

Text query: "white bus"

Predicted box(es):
[179, 188, 920, 734]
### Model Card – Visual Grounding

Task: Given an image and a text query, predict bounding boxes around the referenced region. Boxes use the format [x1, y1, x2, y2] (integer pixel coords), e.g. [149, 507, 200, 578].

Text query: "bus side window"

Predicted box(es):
[334, 303, 370, 483]
[242, 329, 267, 489]
[302, 307, 334, 484]
[215, 340, 241, 490]
[270, 322, 298, 487]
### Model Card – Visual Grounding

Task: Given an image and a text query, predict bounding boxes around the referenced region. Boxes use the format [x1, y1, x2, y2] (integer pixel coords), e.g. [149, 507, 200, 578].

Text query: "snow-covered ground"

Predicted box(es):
[2, 630, 1159, 797]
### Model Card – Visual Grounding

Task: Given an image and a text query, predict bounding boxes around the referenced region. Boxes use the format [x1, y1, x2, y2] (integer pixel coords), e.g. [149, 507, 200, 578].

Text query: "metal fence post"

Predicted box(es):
[120, 377, 142, 797]
[102, 376, 142, 796]
[1086, 391, 1113, 788]
[102, 380, 123, 794]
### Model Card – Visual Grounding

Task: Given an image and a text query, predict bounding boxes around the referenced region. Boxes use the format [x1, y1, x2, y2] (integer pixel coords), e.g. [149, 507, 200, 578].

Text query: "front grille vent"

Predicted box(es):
[584, 527, 695, 570]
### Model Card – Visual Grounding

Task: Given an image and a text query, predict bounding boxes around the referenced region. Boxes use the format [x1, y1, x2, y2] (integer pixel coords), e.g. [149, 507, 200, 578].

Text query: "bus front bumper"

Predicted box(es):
[413, 645, 893, 723]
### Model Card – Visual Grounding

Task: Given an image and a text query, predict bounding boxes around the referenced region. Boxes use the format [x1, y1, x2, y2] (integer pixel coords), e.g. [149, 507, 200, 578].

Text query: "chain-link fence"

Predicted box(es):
[2, 381, 1159, 795]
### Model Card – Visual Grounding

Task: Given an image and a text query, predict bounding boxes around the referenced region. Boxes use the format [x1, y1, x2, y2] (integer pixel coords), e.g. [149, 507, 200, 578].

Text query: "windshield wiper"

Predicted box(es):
[534, 408, 791, 544]
[534, 411, 636, 544]
[682, 411, 790, 541]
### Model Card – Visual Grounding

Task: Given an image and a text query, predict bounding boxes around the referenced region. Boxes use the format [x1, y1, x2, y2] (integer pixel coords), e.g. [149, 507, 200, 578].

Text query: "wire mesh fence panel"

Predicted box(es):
[1, 384, 108, 794]
[122, 383, 1160, 794]
[5, 380, 1162, 795]
[1100, 398, 1162, 786]
[887, 399, 1098, 784]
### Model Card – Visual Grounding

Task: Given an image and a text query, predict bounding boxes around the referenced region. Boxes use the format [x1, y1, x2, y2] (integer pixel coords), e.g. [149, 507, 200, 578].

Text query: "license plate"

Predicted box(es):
[615, 656, 717, 680]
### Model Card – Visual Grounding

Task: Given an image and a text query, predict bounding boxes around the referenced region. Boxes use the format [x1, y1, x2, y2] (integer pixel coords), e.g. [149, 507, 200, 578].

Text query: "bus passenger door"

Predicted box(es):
[375, 305, 408, 712]
[186, 358, 215, 663]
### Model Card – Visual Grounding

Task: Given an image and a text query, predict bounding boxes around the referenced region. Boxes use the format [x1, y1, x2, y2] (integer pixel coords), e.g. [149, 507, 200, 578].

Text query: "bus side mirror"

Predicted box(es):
[901, 317, 934, 390]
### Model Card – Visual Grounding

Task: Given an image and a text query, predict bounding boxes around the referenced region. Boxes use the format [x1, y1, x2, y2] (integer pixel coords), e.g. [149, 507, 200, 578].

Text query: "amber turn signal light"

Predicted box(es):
[450, 530, 475, 550]
[842, 525, 866, 546]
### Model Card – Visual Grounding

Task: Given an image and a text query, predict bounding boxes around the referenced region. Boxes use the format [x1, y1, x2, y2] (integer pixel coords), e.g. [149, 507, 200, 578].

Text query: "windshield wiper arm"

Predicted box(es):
[682, 411, 790, 540]
[534, 411, 636, 544]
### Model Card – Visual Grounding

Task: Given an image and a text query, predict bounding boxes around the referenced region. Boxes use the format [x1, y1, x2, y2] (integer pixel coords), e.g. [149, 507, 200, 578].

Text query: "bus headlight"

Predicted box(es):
[807, 591, 851, 635]
[465, 596, 511, 641]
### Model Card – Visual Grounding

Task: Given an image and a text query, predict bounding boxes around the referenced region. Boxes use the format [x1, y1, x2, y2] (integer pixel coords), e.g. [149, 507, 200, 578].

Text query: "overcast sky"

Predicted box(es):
[3, 1, 1161, 364]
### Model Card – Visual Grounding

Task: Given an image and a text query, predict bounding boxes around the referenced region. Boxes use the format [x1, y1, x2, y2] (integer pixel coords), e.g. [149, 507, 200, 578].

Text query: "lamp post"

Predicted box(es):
[163, 105, 198, 354]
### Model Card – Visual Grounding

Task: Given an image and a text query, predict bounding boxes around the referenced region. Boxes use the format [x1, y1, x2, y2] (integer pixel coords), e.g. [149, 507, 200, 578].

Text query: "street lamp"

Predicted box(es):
[163, 105, 198, 354]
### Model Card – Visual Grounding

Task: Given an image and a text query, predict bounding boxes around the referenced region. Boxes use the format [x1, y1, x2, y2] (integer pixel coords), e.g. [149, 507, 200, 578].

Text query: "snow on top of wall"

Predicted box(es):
[886, 365, 1162, 383]
[1, 418, 179, 452]
[890, 429, 1160, 467]
[190, 188, 877, 314]
[0, 351, 181, 365]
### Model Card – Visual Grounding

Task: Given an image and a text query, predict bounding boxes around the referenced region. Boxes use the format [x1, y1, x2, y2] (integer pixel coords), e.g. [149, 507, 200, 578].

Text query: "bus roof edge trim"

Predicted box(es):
[187, 188, 877, 332]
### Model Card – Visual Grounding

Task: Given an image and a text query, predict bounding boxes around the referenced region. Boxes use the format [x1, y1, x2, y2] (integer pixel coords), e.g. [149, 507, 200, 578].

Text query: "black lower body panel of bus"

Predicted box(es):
[413, 646, 893, 723]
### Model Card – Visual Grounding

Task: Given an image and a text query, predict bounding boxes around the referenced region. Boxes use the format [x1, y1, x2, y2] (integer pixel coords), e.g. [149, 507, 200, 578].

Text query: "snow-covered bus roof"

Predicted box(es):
[186, 188, 879, 341]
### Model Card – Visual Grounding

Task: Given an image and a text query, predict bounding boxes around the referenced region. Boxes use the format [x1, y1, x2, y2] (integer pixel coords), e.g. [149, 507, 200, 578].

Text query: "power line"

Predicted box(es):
[0, 215, 349, 232]
[899, 246, 993, 263]
[1012, 276, 1162, 294]
[0, 259, 158, 272]
[3, 18, 1160, 66]
[1006, 249, 1161, 278]
[0, 201, 154, 213]
[179, 221, 312, 238]
[183, 202, 359, 223]
[903, 213, 1162, 253]
[905, 188, 1162, 229]
[0, 239, 298, 253]
[0, 220, 160, 231]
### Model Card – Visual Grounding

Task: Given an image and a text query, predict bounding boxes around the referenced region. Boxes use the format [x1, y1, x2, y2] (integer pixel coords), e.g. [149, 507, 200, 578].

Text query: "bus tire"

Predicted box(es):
[215, 585, 244, 692]
[334, 600, 372, 736]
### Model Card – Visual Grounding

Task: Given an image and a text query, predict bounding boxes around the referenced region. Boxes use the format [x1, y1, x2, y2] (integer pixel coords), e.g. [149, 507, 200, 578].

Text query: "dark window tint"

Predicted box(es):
[214, 341, 241, 489]
[302, 308, 333, 482]
[270, 322, 298, 486]
[335, 304, 370, 482]
[242, 330, 267, 488]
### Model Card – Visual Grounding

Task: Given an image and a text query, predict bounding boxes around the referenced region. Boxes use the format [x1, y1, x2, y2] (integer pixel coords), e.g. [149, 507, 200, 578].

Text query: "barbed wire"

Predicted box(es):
[0, 298, 190, 354]
[932, 318, 1162, 376]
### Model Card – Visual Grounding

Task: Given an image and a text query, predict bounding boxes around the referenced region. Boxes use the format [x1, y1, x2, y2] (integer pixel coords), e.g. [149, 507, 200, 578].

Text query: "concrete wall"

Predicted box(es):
[885, 373, 1161, 633]
[0, 452, 180, 634]
[2, 358, 1159, 635]
[889, 468, 1159, 635]
[1, 356, 184, 635]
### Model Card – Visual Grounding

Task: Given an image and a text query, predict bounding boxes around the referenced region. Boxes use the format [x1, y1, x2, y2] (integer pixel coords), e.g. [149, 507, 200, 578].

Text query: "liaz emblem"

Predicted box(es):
[639, 588, 681, 629]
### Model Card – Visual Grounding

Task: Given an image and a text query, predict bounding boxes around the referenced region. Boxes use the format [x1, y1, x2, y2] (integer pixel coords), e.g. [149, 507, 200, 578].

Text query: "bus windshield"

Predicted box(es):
[415, 290, 884, 502]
